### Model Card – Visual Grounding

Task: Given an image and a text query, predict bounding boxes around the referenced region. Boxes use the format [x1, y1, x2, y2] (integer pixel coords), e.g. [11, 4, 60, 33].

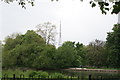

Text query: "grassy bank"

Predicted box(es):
[2, 69, 68, 78]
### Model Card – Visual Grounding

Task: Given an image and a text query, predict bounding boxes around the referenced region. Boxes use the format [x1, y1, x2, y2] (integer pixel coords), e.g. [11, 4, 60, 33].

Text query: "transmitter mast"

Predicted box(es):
[58, 20, 62, 47]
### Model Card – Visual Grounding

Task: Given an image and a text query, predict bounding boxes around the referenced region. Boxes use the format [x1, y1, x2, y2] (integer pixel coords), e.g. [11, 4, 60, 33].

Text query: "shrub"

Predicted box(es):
[51, 72, 64, 78]
[37, 71, 49, 78]
[29, 71, 38, 77]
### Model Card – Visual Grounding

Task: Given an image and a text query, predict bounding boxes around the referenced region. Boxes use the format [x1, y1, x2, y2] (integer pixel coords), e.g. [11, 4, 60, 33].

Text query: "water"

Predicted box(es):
[44, 69, 120, 78]
[61, 70, 120, 78]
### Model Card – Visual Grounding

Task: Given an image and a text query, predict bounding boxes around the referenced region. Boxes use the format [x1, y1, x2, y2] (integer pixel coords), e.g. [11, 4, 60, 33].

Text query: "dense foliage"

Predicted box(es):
[2, 30, 55, 69]
[55, 42, 84, 68]
[106, 24, 120, 68]
[85, 39, 108, 68]
[2, 24, 120, 69]
[2, 30, 85, 69]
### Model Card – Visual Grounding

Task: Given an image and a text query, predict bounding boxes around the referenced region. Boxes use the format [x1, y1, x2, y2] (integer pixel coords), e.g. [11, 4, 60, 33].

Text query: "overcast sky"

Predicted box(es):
[0, 0, 118, 45]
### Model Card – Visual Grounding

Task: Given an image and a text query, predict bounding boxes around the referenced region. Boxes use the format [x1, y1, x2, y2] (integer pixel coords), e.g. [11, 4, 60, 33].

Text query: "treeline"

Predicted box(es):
[2, 24, 120, 69]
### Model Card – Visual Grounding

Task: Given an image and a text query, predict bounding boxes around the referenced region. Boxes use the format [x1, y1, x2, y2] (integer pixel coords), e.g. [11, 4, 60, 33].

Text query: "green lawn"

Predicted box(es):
[2, 69, 66, 78]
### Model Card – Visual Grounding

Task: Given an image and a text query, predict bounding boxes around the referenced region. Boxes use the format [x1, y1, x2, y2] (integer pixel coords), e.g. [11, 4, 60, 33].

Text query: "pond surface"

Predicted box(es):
[44, 69, 120, 78]
[62, 70, 120, 78]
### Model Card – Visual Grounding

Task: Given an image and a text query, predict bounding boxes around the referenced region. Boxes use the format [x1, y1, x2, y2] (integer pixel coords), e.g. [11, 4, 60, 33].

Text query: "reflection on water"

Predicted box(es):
[45, 69, 120, 78]
[62, 70, 120, 78]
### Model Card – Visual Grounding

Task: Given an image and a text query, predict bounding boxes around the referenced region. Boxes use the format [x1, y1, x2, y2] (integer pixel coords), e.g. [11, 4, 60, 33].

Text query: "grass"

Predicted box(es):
[2, 69, 81, 79]
[3, 69, 33, 78]
[2, 69, 68, 78]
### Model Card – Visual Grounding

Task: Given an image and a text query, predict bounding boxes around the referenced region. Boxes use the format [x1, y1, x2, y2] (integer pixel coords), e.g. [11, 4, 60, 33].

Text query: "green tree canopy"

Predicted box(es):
[106, 24, 120, 68]
[55, 41, 76, 68]
[85, 39, 107, 68]
[2, 30, 46, 68]
[2, 30, 57, 69]
[32, 44, 56, 69]
[55, 41, 85, 68]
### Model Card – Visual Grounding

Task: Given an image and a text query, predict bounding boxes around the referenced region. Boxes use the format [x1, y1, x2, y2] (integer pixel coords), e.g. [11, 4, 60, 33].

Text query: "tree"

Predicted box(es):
[2, 30, 46, 68]
[1, 0, 120, 14]
[89, 0, 120, 14]
[32, 44, 56, 69]
[2, 35, 21, 68]
[106, 24, 120, 68]
[54, 41, 84, 68]
[85, 39, 107, 68]
[36, 22, 57, 45]
[75, 42, 86, 66]
[55, 41, 77, 68]
[2, 30, 57, 69]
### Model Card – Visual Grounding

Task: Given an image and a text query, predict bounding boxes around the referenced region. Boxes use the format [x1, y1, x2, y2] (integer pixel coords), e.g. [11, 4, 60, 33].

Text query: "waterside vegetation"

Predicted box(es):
[1, 23, 120, 77]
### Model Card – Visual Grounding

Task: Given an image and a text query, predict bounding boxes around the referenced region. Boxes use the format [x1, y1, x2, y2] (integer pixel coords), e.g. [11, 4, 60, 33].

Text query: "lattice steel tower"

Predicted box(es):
[58, 20, 62, 46]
